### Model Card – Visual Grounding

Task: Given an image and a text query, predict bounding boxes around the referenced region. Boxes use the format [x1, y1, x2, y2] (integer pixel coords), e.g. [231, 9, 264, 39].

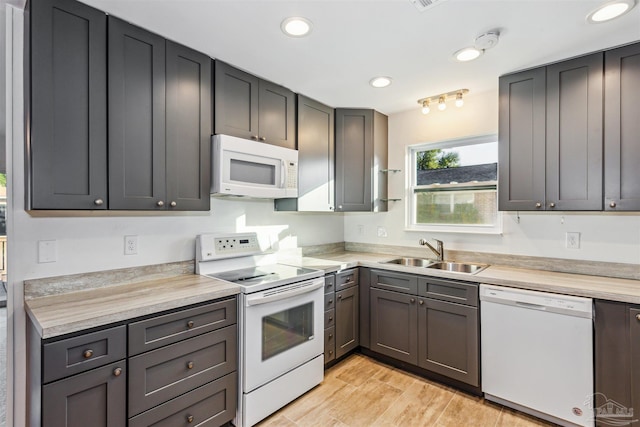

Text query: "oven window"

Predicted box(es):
[230, 159, 276, 185]
[262, 302, 313, 361]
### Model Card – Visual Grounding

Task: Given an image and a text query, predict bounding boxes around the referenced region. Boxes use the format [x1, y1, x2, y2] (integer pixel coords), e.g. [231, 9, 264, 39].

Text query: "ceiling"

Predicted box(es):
[80, 0, 640, 115]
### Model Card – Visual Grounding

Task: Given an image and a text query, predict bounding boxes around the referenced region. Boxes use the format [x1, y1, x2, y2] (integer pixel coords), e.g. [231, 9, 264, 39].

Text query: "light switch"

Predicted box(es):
[38, 240, 57, 263]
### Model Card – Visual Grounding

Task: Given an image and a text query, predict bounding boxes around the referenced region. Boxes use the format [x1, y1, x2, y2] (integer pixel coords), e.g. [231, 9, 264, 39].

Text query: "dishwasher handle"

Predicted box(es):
[515, 301, 547, 311]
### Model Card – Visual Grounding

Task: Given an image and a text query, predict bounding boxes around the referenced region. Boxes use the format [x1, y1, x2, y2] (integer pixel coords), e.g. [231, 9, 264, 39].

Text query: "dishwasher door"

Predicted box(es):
[480, 284, 594, 427]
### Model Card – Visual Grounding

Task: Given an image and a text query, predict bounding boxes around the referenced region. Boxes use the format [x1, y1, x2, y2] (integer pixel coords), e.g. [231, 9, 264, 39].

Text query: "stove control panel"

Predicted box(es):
[197, 232, 261, 261]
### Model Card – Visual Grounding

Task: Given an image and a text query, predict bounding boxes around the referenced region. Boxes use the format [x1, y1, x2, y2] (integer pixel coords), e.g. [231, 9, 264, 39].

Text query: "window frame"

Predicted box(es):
[405, 134, 502, 234]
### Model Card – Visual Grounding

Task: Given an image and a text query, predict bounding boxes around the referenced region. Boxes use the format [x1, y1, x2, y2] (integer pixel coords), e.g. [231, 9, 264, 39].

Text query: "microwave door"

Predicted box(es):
[222, 151, 285, 197]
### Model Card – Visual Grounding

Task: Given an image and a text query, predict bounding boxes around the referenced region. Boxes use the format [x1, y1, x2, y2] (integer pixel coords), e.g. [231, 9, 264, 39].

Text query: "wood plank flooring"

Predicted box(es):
[257, 353, 555, 427]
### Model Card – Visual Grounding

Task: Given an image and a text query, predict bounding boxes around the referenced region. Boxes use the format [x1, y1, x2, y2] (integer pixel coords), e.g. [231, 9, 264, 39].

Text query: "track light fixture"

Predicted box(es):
[417, 89, 469, 114]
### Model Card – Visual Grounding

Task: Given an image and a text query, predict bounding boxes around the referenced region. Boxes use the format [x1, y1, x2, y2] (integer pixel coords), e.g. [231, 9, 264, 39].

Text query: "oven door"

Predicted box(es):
[243, 277, 324, 392]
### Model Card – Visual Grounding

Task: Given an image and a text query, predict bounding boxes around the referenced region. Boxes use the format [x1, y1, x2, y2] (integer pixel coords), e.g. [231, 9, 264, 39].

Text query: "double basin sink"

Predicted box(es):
[382, 257, 488, 274]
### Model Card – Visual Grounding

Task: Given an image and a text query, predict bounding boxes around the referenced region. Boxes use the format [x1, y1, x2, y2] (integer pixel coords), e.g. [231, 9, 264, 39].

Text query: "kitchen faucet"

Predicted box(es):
[419, 238, 444, 261]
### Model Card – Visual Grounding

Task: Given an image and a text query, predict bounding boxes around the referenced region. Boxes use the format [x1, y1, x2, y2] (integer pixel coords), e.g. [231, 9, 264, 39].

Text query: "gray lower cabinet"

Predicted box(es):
[324, 269, 359, 365]
[31, 297, 238, 427]
[275, 95, 335, 212]
[604, 43, 640, 211]
[29, 0, 108, 209]
[335, 109, 388, 212]
[42, 361, 126, 427]
[215, 61, 296, 149]
[369, 270, 480, 387]
[499, 53, 603, 211]
[594, 300, 640, 427]
[108, 18, 211, 211]
[370, 287, 418, 364]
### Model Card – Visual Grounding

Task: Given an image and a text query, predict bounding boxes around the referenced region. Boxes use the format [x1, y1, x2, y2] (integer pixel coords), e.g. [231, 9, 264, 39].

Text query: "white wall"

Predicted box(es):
[344, 90, 640, 265]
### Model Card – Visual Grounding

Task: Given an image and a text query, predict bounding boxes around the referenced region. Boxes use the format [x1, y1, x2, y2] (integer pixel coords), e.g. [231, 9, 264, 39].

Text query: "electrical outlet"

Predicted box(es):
[377, 226, 388, 238]
[124, 235, 138, 255]
[566, 232, 580, 249]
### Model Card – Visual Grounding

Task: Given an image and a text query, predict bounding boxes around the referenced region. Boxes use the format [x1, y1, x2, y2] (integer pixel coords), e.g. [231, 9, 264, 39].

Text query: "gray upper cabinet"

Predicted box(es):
[108, 17, 166, 210]
[605, 43, 640, 211]
[108, 19, 211, 211]
[29, 0, 108, 209]
[215, 61, 295, 149]
[275, 95, 335, 212]
[546, 53, 603, 211]
[335, 109, 388, 212]
[498, 68, 547, 211]
[165, 41, 212, 211]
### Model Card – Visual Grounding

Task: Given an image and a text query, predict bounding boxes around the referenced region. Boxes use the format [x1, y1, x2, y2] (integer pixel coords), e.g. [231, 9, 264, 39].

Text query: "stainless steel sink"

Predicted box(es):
[425, 261, 489, 274]
[382, 257, 434, 267]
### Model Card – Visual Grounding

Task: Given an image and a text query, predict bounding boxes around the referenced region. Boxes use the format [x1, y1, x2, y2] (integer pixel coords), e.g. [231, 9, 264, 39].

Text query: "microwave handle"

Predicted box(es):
[281, 160, 286, 188]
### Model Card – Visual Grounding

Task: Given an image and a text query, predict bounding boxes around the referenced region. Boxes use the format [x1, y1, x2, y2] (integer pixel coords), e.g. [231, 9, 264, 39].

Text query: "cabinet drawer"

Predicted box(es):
[128, 372, 237, 427]
[418, 278, 478, 307]
[370, 269, 418, 295]
[129, 298, 237, 356]
[325, 275, 335, 294]
[324, 326, 336, 364]
[325, 309, 335, 328]
[336, 268, 358, 291]
[324, 293, 335, 311]
[43, 325, 126, 383]
[128, 325, 237, 417]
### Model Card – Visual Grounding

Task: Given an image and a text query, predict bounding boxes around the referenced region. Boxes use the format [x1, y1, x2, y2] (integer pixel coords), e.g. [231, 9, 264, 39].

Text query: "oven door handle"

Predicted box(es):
[246, 280, 323, 306]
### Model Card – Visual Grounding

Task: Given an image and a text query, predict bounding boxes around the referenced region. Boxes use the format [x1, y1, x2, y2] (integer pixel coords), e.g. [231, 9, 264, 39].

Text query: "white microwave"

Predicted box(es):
[211, 134, 298, 199]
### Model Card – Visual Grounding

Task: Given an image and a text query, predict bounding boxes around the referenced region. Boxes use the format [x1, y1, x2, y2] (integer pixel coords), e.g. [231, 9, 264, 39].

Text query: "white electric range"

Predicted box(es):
[196, 232, 324, 427]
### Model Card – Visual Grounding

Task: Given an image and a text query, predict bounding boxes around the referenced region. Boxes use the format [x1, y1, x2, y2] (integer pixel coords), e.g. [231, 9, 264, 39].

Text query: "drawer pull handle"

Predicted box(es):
[187, 415, 194, 423]
[636, 314, 640, 321]
[410, 298, 416, 303]
[329, 350, 333, 355]
[187, 320, 195, 329]
[187, 361, 194, 369]
[329, 333, 333, 338]
[338, 295, 342, 300]
[329, 316, 333, 321]
[113, 367, 122, 377]
[83, 349, 94, 359]
[170, 201, 177, 207]
[419, 300, 424, 305]
[328, 299, 333, 304]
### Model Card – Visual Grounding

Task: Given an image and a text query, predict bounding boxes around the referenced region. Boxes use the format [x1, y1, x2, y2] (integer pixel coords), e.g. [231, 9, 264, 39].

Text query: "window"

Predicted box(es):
[407, 135, 501, 234]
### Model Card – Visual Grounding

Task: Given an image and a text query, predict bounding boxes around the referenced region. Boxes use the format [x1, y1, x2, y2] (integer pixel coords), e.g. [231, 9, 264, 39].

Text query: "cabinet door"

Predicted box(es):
[258, 80, 296, 149]
[276, 95, 334, 211]
[108, 17, 166, 210]
[546, 53, 603, 211]
[630, 307, 640, 427]
[42, 361, 126, 427]
[30, 0, 107, 209]
[605, 43, 640, 211]
[498, 68, 546, 211]
[335, 286, 359, 359]
[214, 61, 259, 140]
[417, 298, 478, 386]
[370, 288, 417, 364]
[165, 41, 212, 211]
[335, 109, 373, 212]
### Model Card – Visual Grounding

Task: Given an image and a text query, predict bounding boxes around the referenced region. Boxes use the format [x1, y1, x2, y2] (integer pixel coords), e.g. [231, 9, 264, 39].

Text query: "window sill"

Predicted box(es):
[404, 225, 503, 235]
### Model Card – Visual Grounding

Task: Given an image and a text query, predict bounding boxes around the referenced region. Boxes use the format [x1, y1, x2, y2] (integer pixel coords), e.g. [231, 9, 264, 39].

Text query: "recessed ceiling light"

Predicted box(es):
[281, 17, 313, 37]
[369, 76, 392, 88]
[587, 0, 636, 22]
[453, 47, 483, 62]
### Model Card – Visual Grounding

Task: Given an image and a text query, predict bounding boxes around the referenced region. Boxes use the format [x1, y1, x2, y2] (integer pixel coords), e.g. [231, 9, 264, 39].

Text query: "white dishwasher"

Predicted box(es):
[480, 284, 594, 427]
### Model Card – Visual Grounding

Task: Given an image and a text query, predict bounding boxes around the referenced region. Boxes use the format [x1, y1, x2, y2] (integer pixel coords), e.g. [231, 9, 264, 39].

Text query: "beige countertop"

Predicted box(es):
[281, 251, 640, 304]
[25, 274, 241, 339]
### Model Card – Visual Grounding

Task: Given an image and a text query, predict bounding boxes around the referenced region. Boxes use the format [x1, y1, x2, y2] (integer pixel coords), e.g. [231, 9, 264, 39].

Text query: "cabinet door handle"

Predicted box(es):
[94, 198, 104, 206]
[338, 295, 342, 300]
[610, 201, 617, 208]
[549, 202, 556, 208]
[156, 200, 164, 207]
[260, 136, 266, 142]
[251, 135, 259, 140]
[187, 415, 194, 423]
[329, 333, 333, 339]
[187, 320, 195, 329]
[329, 316, 333, 321]
[535, 202, 542, 208]
[186, 361, 194, 369]
[419, 300, 424, 305]
[170, 201, 177, 207]
[83, 349, 94, 359]
[113, 367, 122, 377]
[410, 298, 416, 303]
[636, 313, 640, 321]
[329, 350, 333, 355]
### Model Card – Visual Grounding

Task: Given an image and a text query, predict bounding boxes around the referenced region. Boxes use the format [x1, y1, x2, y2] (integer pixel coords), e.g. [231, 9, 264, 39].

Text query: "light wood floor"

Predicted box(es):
[257, 353, 555, 427]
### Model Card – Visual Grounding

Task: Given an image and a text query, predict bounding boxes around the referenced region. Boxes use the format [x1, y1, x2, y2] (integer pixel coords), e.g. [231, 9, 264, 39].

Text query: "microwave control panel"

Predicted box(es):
[286, 162, 297, 189]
